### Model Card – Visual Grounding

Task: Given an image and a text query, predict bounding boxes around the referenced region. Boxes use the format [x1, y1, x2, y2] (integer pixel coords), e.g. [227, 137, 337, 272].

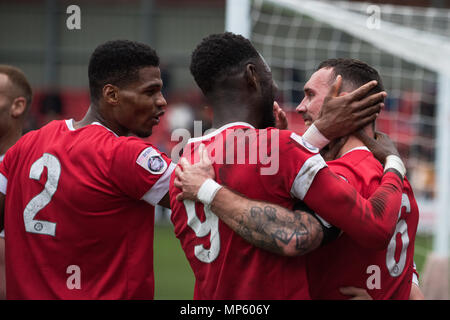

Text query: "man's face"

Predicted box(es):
[116, 66, 167, 137]
[0, 74, 13, 136]
[296, 67, 334, 128]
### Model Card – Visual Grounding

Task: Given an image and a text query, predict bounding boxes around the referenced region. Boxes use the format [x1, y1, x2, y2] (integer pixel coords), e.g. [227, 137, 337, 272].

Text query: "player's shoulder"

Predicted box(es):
[114, 136, 168, 164]
[328, 148, 381, 183]
[8, 120, 65, 152]
[276, 129, 321, 155]
[331, 148, 381, 171]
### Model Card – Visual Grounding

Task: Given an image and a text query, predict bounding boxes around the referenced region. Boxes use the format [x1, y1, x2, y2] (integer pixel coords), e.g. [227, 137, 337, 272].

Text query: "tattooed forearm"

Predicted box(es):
[233, 203, 323, 256]
[209, 187, 325, 256]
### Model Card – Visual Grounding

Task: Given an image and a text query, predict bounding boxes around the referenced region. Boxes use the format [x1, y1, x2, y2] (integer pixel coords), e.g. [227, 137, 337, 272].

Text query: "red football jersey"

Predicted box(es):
[169, 122, 404, 300]
[306, 147, 419, 300]
[170, 122, 329, 299]
[0, 119, 174, 299]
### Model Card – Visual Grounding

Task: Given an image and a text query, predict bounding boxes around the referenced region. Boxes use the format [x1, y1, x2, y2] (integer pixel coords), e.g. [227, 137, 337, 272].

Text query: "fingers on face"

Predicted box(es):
[348, 80, 378, 101]
[356, 104, 382, 118]
[327, 75, 343, 98]
[273, 101, 280, 111]
[355, 92, 386, 110]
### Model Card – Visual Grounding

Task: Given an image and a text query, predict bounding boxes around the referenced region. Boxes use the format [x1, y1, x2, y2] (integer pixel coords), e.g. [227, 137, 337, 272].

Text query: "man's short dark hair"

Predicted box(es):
[88, 40, 160, 103]
[0, 64, 33, 109]
[190, 32, 260, 95]
[317, 58, 384, 95]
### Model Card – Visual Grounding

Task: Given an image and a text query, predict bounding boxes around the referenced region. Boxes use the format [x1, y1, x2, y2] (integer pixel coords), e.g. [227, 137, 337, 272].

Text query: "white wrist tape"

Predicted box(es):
[302, 123, 330, 150]
[197, 178, 223, 206]
[412, 272, 419, 286]
[384, 155, 406, 179]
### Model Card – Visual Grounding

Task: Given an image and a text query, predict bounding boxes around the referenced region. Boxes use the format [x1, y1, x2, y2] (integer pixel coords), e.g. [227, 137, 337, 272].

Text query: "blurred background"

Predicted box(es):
[1, 0, 449, 299]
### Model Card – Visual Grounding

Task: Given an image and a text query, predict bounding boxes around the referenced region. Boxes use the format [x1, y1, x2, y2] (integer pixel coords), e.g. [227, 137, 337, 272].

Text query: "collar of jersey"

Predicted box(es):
[187, 121, 255, 144]
[0, 154, 4, 162]
[340, 146, 370, 158]
[65, 119, 118, 137]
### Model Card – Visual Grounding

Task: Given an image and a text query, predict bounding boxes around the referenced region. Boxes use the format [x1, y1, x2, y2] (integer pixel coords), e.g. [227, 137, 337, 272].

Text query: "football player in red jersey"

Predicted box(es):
[295, 58, 421, 300]
[176, 56, 424, 300]
[0, 65, 33, 300]
[0, 40, 175, 299]
[170, 33, 406, 299]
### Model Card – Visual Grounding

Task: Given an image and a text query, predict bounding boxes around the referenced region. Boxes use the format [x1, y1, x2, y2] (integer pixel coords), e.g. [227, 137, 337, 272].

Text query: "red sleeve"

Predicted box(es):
[109, 138, 174, 205]
[303, 168, 403, 249]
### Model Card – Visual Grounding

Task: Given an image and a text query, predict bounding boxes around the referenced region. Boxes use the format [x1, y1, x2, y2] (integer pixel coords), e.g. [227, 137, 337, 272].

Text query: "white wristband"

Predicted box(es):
[302, 123, 330, 150]
[412, 272, 419, 286]
[197, 178, 223, 206]
[384, 155, 406, 179]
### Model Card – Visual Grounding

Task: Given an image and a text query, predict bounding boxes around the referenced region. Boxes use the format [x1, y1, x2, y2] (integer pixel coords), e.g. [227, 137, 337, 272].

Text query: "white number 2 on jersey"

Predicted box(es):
[183, 200, 220, 263]
[23, 153, 60, 236]
[386, 193, 411, 277]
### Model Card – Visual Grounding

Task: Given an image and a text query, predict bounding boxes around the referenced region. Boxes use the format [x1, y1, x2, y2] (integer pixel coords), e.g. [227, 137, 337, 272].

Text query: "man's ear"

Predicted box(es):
[103, 84, 120, 105]
[244, 63, 259, 90]
[10, 97, 27, 118]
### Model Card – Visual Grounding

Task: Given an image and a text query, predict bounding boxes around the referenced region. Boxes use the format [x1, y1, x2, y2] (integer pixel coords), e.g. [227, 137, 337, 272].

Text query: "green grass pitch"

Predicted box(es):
[153, 224, 433, 300]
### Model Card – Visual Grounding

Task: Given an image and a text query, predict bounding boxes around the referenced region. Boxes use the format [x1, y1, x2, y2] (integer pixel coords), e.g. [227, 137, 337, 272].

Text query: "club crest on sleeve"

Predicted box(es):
[148, 155, 165, 173]
[136, 147, 167, 174]
[290, 132, 319, 153]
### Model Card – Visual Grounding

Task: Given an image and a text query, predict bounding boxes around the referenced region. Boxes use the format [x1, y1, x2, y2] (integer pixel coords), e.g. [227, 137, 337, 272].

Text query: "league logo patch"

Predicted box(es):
[136, 147, 167, 174]
[148, 155, 165, 173]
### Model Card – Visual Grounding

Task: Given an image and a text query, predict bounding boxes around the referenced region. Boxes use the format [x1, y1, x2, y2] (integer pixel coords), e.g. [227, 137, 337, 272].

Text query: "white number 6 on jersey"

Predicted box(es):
[24, 153, 60, 236]
[386, 193, 410, 277]
[183, 200, 220, 263]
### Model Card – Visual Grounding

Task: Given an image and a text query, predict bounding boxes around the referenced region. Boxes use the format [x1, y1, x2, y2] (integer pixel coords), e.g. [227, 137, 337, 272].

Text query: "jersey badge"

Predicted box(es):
[137, 147, 168, 174]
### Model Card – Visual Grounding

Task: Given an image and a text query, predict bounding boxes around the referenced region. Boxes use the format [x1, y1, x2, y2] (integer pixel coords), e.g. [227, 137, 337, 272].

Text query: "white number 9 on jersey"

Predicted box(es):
[183, 200, 220, 263]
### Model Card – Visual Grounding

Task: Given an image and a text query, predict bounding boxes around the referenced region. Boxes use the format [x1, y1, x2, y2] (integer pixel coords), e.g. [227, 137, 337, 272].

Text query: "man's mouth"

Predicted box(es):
[152, 112, 165, 124]
[152, 117, 160, 124]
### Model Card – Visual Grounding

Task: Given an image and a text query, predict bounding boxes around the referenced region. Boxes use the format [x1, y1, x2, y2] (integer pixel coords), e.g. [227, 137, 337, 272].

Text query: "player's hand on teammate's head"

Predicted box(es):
[273, 101, 288, 130]
[339, 286, 373, 300]
[354, 130, 401, 164]
[174, 144, 216, 202]
[314, 76, 386, 140]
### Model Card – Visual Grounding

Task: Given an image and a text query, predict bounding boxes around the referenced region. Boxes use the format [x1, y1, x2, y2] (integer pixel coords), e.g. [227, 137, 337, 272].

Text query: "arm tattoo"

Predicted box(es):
[232, 203, 324, 256]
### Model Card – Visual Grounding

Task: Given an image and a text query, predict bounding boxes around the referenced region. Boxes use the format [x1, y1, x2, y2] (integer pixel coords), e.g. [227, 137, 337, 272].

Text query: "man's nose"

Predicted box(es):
[296, 101, 307, 113]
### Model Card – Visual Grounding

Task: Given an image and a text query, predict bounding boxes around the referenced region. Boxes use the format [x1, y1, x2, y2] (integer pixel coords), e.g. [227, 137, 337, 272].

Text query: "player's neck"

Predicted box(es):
[0, 126, 22, 155]
[74, 104, 127, 136]
[336, 135, 368, 158]
[211, 101, 258, 129]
